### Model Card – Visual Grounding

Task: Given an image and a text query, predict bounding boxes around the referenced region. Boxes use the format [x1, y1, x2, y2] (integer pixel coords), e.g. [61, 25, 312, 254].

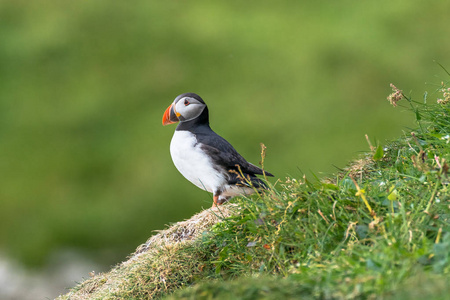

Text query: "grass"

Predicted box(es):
[59, 81, 450, 299]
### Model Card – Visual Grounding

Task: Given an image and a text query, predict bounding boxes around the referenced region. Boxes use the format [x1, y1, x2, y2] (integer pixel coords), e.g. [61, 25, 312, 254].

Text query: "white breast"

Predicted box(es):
[170, 131, 227, 194]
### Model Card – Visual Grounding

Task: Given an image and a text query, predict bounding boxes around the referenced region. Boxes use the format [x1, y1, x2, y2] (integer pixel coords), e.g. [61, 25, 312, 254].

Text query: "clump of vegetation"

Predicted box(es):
[60, 79, 450, 299]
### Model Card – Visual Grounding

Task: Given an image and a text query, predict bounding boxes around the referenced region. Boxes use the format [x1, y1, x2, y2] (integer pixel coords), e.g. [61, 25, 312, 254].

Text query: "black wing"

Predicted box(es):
[195, 129, 274, 182]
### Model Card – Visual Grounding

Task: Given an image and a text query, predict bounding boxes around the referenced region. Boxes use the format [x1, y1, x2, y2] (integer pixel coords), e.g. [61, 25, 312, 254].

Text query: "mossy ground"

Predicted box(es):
[59, 82, 450, 299]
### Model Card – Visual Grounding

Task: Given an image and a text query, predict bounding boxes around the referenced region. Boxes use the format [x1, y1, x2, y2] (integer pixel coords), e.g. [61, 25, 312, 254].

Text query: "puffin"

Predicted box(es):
[162, 93, 274, 206]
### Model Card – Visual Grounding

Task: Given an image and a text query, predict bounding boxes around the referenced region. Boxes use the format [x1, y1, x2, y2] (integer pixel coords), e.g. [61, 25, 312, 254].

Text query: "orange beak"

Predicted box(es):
[162, 104, 179, 125]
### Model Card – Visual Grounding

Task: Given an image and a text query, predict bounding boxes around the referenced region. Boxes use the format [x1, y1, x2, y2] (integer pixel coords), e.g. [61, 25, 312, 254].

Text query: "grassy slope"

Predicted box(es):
[59, 85, 450, 299]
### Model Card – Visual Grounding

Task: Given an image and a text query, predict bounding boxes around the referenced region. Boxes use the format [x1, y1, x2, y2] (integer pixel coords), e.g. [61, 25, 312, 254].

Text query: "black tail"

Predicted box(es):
[228, 172, 271, 189]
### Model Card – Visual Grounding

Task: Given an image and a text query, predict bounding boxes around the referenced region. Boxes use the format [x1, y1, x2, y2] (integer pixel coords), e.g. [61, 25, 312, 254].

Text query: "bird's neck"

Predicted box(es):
[176, 106, 211, 132]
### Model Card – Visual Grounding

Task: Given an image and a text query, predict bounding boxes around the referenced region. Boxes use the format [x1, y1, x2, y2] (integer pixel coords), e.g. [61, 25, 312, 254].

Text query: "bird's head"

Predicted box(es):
[162, 93, 207, 125]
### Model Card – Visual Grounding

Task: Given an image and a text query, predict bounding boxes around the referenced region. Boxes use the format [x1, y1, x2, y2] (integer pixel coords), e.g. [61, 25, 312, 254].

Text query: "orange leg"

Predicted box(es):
[212, 194, 220, 207]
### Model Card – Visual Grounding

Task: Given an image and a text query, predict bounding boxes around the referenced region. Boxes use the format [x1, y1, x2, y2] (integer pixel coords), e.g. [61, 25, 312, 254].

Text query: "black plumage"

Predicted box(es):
[163, 93, 273, 206]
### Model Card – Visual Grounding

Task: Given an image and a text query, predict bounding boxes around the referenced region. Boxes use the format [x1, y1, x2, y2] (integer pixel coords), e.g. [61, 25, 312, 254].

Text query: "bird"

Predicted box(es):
[162, 93, 274, 207]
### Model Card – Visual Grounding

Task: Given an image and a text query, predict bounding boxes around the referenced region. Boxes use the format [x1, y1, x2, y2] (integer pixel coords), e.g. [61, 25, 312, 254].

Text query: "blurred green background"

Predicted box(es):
[1, 0, 449, 270]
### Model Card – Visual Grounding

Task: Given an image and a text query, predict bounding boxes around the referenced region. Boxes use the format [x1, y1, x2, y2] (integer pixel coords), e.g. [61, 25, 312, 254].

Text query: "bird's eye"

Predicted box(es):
[184, 99, 190, 106]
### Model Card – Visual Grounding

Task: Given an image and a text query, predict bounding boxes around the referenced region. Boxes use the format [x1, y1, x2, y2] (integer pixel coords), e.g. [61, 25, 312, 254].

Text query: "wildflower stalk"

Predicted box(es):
[350, 176, 375, 219]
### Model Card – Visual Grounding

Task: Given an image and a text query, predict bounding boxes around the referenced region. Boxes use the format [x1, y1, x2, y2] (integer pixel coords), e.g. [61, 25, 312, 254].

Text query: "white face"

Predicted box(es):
[173, 96, 206, 122]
